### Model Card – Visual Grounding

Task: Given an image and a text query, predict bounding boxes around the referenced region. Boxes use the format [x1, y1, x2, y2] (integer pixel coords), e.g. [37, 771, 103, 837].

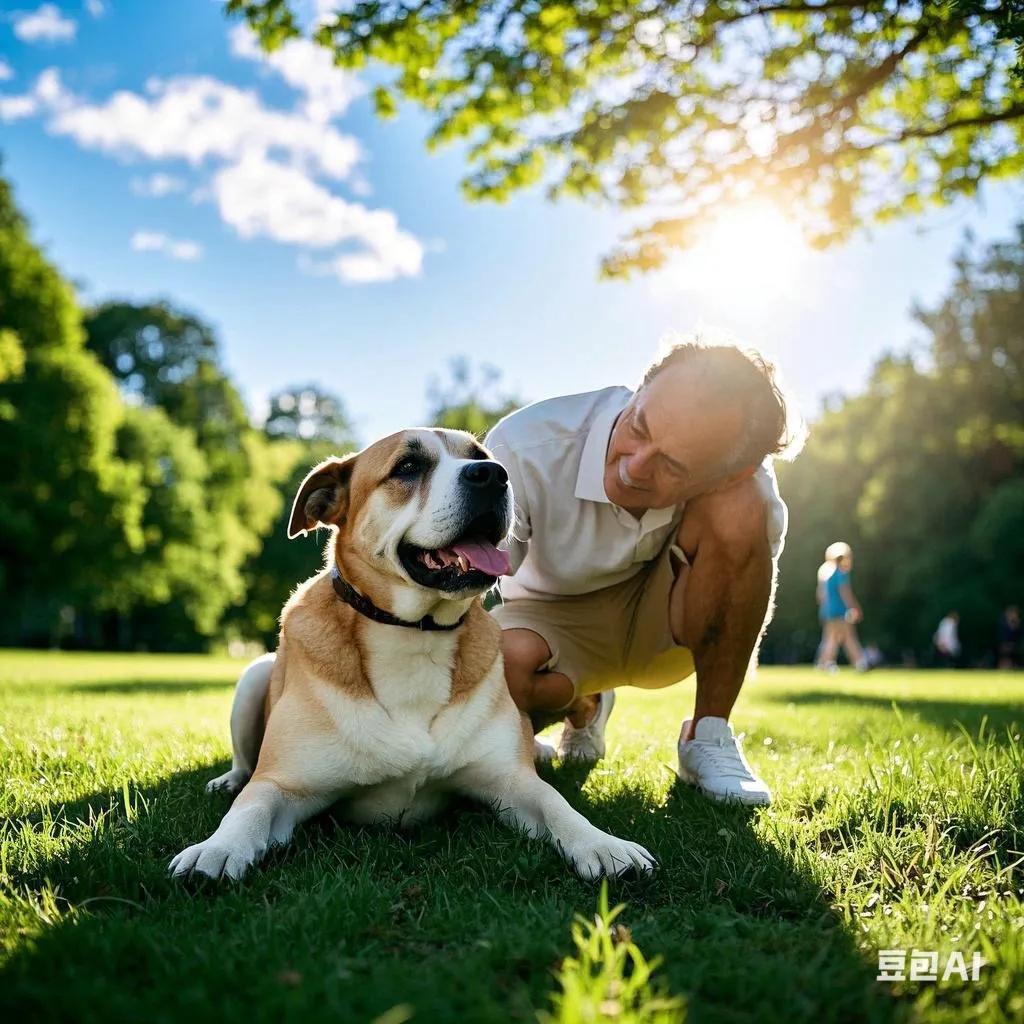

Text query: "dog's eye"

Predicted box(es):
[391, 456, 422, 479]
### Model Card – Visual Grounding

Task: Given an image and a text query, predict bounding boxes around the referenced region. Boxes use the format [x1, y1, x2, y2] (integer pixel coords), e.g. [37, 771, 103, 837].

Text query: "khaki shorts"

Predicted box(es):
[490, 541, 696, 698]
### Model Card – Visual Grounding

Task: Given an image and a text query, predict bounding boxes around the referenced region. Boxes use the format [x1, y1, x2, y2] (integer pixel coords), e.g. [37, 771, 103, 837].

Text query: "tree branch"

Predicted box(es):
[851, 102, 1024, 150]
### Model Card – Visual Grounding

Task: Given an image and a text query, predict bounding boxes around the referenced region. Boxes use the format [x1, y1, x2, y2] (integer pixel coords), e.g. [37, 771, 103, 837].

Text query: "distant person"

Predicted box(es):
[815, 541, 868, 672]
[933, 611, 961, 668]
[997, 605, 1021, 670]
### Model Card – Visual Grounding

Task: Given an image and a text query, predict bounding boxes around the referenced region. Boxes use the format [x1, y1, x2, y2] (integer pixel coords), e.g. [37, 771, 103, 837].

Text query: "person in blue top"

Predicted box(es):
[815, 541, 868, 672]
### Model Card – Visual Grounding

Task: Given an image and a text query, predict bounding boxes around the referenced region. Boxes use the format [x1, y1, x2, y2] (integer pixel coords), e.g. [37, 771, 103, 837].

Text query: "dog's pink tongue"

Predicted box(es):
[451, 540, 511, 577]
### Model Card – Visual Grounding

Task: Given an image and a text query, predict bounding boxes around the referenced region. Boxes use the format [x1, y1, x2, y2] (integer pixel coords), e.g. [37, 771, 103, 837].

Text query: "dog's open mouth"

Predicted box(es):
[398, 510, 510, 591]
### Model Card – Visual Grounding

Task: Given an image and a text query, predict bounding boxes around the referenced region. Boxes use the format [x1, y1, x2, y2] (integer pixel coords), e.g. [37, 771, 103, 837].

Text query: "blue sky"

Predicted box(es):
[1, 0, 1021, 444]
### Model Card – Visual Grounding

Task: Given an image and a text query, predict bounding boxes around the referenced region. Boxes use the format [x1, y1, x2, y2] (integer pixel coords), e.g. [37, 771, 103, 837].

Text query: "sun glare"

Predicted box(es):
[656, 201, 810, 308]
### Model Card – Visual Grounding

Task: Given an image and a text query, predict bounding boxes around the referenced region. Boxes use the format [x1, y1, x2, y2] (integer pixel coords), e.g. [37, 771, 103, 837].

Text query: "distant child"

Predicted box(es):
[815, 541, 868, 672]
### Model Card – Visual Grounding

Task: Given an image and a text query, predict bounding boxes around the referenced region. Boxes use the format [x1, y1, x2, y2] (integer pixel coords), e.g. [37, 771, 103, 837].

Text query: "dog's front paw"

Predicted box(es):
[564, 831, 658, 881]
[169, 836, 261, 881]
[206, 768, 250, 795]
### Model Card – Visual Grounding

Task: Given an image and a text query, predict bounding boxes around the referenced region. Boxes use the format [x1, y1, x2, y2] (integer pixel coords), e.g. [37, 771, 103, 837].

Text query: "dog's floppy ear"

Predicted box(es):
[287, 454, 357, 539]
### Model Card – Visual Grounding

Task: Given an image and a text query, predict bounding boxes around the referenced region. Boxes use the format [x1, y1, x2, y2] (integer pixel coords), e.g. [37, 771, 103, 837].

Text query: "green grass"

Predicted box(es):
[1, 651, 1022, 1023]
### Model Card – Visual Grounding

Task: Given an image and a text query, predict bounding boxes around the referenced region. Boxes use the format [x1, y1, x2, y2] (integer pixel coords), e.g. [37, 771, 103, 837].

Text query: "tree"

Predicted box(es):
[84, 300, 284, 648]
[0, 170, 141, 645]
[230, 0, 1023, 277]
[264, 383, 357, 447]
[229, 386, 361, 648]
[228, 438, 339, 648]
[81, 301, 219, 408]
[427, 357, 523, 436]
[766, 221, 1024, 664]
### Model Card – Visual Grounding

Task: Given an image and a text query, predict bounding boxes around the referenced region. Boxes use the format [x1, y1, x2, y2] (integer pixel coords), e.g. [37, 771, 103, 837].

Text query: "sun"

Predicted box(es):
[656, 200, 810, 308]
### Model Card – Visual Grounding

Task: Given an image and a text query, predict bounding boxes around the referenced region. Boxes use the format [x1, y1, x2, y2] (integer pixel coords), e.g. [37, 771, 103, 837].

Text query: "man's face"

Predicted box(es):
[604, 361, 748, 511]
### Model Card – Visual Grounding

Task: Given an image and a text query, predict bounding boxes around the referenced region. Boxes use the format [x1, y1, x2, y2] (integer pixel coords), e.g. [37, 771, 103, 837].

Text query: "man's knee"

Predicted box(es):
[500, 627, 552, 698]
[499, 628, 575, 714]
[677, 476, 770, 562]
[501, 628, 552, 674]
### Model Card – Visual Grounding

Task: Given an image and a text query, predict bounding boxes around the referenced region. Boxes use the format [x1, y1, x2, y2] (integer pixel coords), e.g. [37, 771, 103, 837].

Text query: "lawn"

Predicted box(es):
[1, 651, 1021, 1023]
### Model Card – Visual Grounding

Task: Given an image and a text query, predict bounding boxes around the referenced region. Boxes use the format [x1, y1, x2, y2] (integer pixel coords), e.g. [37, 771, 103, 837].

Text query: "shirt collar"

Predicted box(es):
[573, 391, 678, 531]
[574, 399, 625, 503]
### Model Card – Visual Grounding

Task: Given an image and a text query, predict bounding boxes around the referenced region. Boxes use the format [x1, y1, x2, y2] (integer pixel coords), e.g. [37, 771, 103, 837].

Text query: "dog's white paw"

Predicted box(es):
[564, 831, 658, 881]
[168, 836, 261, 881]
[206, 768, 250, 795]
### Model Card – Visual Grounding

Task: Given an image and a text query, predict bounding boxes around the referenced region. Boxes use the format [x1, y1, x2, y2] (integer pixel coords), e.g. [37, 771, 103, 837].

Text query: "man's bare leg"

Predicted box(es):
[501, 628, 573, 712]
[670, 477, 773, 739]
[500, 629, 602, 730]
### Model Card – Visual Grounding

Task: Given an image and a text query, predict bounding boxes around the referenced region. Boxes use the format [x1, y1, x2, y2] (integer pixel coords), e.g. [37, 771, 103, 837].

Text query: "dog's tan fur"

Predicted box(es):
[170, 429, 656, 882]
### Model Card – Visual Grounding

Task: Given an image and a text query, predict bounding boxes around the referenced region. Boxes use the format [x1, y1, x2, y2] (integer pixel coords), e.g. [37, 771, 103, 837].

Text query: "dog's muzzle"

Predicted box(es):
[398, 461, 513, 592]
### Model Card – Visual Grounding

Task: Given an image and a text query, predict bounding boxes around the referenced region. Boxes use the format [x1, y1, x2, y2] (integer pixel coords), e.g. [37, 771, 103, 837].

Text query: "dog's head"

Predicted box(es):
[288, 429, 513, 616]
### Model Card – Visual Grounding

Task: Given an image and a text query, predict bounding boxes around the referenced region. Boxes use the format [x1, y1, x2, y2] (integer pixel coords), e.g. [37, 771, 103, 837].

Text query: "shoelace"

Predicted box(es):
[688, 736, 755, 780]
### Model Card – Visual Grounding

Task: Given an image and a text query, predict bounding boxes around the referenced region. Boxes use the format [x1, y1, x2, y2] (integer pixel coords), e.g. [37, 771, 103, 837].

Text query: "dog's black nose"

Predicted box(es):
[462, 460, 508, 490]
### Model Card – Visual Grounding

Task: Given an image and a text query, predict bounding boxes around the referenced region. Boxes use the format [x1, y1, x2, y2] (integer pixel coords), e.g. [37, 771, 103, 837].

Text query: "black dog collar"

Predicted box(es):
[330, 566, 466, 632]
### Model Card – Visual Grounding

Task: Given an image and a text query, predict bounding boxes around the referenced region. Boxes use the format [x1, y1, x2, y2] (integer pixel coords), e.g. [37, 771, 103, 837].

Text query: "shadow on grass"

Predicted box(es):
[1, 751, 903, 1024]
[67, 679, 235, 695]
[763, 688, 1022, 740]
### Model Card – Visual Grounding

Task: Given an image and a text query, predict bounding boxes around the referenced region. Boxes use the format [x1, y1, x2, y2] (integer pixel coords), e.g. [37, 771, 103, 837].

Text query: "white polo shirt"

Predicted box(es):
[485, 386, 787, 600]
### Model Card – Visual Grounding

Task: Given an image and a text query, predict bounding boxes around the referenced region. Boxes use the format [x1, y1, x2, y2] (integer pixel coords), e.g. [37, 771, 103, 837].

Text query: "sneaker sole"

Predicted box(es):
[674, 761, 772, 807]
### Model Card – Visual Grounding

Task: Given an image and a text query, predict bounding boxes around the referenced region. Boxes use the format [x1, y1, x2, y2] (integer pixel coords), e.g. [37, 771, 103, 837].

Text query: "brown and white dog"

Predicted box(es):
[170, 428, 656, 881]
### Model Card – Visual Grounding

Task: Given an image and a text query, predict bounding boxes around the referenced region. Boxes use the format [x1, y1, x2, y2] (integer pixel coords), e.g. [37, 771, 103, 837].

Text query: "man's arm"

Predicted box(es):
[839, 579, 863, 623]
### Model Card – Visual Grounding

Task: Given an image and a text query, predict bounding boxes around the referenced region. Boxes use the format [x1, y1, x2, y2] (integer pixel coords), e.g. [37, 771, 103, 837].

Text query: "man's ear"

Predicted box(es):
[287, 454, 357, 539]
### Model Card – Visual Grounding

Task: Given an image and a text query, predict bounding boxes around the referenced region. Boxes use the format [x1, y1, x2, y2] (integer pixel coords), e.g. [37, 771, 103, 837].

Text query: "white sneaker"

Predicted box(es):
[557, 691, 616, 762]
[676, 717, 772, 806]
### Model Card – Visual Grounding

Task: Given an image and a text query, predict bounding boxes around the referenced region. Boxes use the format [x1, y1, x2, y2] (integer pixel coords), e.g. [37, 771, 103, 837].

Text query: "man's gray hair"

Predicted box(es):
[640, 336, 806, 472]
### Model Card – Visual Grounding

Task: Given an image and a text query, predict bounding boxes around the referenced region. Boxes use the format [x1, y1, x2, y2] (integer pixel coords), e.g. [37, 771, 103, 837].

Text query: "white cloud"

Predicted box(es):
[131, 172, 186, 197]
[130, 230, 203, 261]
[300, 1, 340, 29]
[46, 73, 361, 180]
[214, 155, 422, 282]
[34, 66, 69, 105]
[0, 62, 424, 284]
[0, 67, 69, 120]
[229, 24, 363, 122]
[12, 4, 77, 43]
[85, 0, 106, 17]
[0, 95, 37, 120]
[0, 61, 14, 82]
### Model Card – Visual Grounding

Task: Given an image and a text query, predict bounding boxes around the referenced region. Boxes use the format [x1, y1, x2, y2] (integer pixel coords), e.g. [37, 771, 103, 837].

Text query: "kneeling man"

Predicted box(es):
[486, 339, 799, 805]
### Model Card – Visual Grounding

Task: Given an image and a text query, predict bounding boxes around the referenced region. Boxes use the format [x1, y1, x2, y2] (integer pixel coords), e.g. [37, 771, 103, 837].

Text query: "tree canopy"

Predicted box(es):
[264, 383, 357, 446]
[83, 300, 285, 647]
[0, 171, 141, 643]
[231, 0, 1023, 276]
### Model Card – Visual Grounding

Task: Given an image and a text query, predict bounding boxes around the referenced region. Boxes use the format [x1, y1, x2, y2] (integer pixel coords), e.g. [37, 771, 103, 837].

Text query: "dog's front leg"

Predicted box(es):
[169, 775, 328, 881]
[459, 763, 657, 880]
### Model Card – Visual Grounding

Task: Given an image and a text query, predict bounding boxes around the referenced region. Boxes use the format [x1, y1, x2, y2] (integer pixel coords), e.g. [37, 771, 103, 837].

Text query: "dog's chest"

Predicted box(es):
[363, 627, 459, 728]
